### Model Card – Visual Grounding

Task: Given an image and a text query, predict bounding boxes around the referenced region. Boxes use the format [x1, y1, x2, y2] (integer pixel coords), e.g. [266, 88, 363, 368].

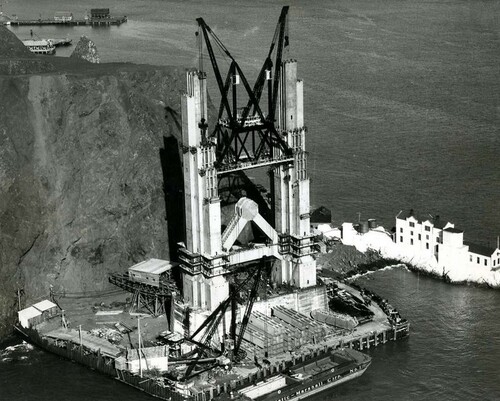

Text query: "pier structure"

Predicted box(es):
[7, 16, 127, 26]
[178, 7, 316, 317]
[108, 259, 177, 321]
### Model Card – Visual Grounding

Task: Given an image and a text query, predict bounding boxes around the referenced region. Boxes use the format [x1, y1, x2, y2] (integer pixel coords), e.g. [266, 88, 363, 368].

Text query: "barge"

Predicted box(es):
[13, 276, 407, 401]
[235, 348, 370, 401]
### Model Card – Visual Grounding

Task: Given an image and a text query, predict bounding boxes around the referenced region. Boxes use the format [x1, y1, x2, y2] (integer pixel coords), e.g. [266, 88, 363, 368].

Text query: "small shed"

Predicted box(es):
[33, 299, 58, 318]
[18, 306, 42, 329]
[54, 11, 73, 22]
[90, 8, 110, 19]
[128, 258, 172, 288]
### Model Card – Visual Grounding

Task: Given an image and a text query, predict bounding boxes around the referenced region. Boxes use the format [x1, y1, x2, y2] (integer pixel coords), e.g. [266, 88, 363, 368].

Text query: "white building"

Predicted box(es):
[395, 210, 500, 272]
[54, 12, 73, 22]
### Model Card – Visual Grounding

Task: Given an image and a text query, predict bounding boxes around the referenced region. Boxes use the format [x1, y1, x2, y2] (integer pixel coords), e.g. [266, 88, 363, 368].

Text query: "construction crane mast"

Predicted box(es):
[195, 7, 293, 175]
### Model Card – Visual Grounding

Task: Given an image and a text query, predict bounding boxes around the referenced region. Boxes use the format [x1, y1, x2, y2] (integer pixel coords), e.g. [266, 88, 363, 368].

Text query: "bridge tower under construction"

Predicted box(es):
[178, 7, 317, 313]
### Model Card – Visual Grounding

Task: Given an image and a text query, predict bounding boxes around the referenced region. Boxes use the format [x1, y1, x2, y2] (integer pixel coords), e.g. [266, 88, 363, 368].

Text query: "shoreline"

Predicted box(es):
[319, 244, 499, 290]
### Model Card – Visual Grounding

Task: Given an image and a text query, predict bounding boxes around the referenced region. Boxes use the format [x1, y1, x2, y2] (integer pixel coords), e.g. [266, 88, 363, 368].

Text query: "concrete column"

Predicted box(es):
[296, 79, 304, 130]
[182, 94, 200, 252]
[297, 178, 311, 236]
[292, 255, 316, 288]
[283, 61, 297, 131]
[206, 275, 229, 311]
[204, 198, 222, 255]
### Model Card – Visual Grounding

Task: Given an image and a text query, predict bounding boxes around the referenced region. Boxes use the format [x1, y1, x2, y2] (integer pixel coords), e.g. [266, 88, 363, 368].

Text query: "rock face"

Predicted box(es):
[70, 35, 101, 63]
[0, 26, 56, 75]
[0, 27, 186, 340]
[0, 26, 31, 57]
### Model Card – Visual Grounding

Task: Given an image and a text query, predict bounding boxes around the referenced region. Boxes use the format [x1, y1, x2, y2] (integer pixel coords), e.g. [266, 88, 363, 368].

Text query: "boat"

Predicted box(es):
[49, 38, 72, 47]
[22, 39, 56, 55]
[234, 348, 371, 401]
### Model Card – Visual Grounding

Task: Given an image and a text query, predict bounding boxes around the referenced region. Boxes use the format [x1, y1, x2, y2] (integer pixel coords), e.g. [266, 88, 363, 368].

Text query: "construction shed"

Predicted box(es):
[90, 8, 110, 19]
[18, 306, 42, 329]
[128, 258, 172, 288]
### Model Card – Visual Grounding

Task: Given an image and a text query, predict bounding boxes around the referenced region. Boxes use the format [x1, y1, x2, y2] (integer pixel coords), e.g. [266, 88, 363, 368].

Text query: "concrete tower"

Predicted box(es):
[179, 14, 316, 315]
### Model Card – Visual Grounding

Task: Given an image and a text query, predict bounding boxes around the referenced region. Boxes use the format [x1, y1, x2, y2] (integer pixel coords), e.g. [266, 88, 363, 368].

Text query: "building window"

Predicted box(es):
[425, 226, 430, 232]
[426, 243, 429, 250]
[418, 234, 421, 240]
[485, 259, 488, 266]
[400, 236, 403, 243]
[411, 239, 414, 245]
[411, 231, 414, 236]
[410, 222, 415, 228]
[435, 245, 439, 252]
[400, 228, 403, 233]
[436, 237, 440, 243]
[470, 255, 473, 262]
[477, 257, 480, 264]
[426, 235, 429, 240]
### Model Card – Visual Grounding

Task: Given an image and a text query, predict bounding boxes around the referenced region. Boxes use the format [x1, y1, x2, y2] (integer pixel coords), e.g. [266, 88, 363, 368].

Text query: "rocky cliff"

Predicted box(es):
[0, 26, 186, 339]
[70, 35, 101, 64]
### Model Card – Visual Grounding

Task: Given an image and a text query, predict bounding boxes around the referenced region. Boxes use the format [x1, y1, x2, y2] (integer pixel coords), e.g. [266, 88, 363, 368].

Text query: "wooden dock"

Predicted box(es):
[8, 16, 127, 26]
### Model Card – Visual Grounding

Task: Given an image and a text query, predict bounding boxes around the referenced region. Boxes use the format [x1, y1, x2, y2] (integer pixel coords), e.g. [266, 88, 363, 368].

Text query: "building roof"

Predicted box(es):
[444, 227, 463, 234]
[33, 299, 57, 312]
[397, 209, 450, 229]
[128, 258, 172, 275]
[465, 242, 498, 257]
[310, 206, 332, 224]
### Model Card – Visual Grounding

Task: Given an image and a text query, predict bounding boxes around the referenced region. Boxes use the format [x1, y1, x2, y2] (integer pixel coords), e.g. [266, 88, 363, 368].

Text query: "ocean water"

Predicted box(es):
[2, 267, 500, 400]
[2, 0, 500, 400]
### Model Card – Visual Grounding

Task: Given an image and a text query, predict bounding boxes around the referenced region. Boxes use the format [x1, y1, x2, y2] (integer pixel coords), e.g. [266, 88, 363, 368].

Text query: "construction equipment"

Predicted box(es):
[195, 7, 293, 173]
[174, 257, 271, 381]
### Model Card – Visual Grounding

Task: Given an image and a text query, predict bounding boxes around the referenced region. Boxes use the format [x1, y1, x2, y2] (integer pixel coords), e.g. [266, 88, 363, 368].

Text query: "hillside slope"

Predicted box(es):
[0, 26, 186, 339]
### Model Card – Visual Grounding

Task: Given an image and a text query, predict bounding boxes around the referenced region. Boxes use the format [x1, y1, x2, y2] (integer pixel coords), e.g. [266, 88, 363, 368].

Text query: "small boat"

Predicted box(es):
[22, 39, 56, 55]
[49, 38, 72, 47]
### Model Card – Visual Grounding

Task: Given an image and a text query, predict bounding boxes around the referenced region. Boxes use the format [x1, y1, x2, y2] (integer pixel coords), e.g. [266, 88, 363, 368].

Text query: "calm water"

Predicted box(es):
[2, 0, 500, 399]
